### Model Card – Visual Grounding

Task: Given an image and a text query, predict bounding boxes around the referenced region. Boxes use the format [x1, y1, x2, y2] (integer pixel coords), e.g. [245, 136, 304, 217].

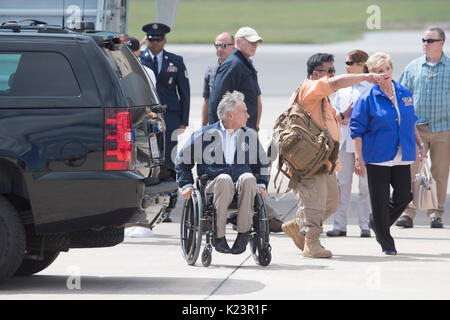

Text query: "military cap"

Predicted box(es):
[142, 23, 171, 40]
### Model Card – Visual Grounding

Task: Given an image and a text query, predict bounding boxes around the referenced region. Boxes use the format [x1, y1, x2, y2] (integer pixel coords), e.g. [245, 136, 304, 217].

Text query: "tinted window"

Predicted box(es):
[0, 53, 20, 91]
[0, 52, 80, 96]
[102, 45, 159, 106]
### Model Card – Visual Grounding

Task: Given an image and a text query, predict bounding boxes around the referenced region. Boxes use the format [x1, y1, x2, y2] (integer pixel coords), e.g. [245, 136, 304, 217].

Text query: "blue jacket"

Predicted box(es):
[140, 49, 190, 132]
[175, 121, 269, 188]
[350, 80, 418, 164]
[207, 49, 261, 129]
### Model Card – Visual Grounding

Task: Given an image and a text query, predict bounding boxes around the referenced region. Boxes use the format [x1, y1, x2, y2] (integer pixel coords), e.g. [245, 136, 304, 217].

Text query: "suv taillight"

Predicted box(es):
[104, 108, 133, 170]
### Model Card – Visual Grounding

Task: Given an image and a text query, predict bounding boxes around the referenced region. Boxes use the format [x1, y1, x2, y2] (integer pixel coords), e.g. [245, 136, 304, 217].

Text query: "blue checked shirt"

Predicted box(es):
[398, 53, 450, 133]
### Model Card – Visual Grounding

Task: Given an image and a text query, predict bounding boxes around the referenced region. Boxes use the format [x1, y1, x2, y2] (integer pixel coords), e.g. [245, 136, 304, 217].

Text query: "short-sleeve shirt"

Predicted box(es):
[202, 63, 219, 99]
[294, 77, 340, 142]
[398, 53, 450, 133]
[292, 77, 340, 170]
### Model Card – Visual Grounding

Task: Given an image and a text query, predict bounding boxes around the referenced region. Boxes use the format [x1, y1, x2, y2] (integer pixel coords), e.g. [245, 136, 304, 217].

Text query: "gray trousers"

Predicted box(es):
[332, 146, 371, 232]
[205, 173, 257, 238]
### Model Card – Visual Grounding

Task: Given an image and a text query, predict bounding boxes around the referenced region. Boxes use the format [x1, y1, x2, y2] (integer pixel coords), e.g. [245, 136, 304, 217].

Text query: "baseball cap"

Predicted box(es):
[235, 27, 263, 43]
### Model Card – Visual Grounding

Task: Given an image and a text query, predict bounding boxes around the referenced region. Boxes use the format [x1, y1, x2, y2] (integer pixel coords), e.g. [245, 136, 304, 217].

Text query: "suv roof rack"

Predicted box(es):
[0, 20, 126, 45]
[0, 20, 69, 33]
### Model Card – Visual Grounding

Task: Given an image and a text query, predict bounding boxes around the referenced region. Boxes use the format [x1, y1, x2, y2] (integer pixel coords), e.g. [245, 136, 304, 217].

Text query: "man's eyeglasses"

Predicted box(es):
[214, 43, 234, 49]
[315, 68, 336, 75]
[422, 38, 442, 44]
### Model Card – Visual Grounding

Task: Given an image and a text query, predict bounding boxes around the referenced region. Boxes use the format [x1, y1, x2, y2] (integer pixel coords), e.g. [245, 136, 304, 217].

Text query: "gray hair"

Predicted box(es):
[427, 27, 446, 41]
[216, 90, 245, 120]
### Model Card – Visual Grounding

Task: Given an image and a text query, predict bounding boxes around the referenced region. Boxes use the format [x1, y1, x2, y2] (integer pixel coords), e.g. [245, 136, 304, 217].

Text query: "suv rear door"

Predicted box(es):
[0, 32, 162, 232]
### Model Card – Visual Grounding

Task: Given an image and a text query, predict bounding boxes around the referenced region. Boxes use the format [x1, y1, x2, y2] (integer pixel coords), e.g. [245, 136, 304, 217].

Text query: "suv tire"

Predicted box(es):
[14, 250, 60, 277]
[0, 195, 26, 281]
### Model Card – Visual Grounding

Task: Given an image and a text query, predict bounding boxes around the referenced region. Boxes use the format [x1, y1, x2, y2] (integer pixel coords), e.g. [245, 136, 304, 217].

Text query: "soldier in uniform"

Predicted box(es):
[140, 23, 191, 222]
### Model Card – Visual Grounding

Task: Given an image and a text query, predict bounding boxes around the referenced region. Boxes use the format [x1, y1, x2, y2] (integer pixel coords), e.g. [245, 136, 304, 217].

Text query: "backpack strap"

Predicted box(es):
[320, 98, 339, 174]
[271, 156, 295, 200]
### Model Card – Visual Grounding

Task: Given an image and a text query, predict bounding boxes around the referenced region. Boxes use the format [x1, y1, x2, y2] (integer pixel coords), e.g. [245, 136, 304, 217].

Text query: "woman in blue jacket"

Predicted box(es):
[350, 52, 427, 255]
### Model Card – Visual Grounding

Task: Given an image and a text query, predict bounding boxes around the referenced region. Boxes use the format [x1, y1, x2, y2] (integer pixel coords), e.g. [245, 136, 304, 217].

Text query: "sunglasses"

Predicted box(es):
[422, 38, 442, 44]
[315, 68, 336, 75]
[214, 43, 234, 49]
[148, 38, 164, 42]
[345, 61, 356, 66]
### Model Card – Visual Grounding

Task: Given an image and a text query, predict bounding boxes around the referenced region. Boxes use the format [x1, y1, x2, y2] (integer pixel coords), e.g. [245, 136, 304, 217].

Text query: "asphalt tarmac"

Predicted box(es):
[1, 30, 449, 302]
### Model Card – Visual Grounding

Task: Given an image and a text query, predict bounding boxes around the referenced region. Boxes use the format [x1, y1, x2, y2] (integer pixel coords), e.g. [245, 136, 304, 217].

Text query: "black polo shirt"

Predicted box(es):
[207, 49, 261, 129]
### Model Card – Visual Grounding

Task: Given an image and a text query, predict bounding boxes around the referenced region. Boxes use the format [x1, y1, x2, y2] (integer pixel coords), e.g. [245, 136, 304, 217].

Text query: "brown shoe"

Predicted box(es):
[282, 220, 305, 251]
[269, 218, 283, 233]
[303, 238, 332, 258]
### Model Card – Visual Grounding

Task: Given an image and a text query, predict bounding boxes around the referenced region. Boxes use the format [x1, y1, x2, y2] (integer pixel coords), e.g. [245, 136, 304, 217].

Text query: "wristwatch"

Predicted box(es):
[255, 127, 260, 132]
[418, 142, 424, 148]
[340, 112, 345, 120]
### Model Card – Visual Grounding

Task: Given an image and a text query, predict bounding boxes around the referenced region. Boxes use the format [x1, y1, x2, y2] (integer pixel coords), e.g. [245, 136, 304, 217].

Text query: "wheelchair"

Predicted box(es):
[180, 175, 272, 267]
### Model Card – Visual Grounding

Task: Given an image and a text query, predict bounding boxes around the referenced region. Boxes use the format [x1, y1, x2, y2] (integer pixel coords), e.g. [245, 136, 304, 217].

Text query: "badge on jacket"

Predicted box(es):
[167, 63, 177, 73]
[402, 97, 413, 106]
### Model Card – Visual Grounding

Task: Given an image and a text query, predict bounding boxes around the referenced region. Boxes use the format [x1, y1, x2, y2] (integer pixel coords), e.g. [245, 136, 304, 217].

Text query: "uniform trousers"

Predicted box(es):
[366, 164, 412, 252]
[165, 129, 178, 171]
[205, 173, 257, 238]
[403, 125, 450, 219]
[333, 145, 371, 232]
[293, 172, 340, 237]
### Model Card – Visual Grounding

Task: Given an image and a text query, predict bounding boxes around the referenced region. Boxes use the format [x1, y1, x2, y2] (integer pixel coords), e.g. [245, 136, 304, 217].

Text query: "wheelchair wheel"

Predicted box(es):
[201, 244, 212, 267]
[249, 193, 272, 267]
[180, 189, 203, 265]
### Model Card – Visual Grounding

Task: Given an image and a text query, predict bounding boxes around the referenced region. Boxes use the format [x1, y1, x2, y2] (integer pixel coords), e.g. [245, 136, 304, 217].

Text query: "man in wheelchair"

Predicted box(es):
[175, 90, 269, 255]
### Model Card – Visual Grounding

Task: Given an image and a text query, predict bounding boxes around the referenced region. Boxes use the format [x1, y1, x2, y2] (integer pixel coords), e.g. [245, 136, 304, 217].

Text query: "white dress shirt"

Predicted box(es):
[333, 81, 372, 153]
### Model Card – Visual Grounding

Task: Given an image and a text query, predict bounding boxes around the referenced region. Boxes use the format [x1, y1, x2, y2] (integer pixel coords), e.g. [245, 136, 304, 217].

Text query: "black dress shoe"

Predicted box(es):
[395, 215, 413, 228]
[383, 250, 397, 255]
[231, 232, 250, 255]
[326, 230, 346, 237]
[360, 230, 371, 238]
[430, 217, 444, 228]
[214, 237, 231, 254]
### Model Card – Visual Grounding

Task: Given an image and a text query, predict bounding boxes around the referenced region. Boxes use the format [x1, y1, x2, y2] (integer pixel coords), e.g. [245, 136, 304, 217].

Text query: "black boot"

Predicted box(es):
[214, 237, 231, 254]
[231, 232, 250, 255]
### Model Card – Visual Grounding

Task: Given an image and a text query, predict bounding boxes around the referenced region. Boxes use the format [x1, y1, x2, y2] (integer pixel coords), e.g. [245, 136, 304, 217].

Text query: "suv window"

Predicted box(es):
[0, 53, 20, 91]
[102, 45, 159, 106]
[0, 52, 80, 96]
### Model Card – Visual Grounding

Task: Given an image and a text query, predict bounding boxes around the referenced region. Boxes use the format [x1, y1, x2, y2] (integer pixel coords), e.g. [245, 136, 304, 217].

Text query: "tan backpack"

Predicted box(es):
[272, 87, 339, 192]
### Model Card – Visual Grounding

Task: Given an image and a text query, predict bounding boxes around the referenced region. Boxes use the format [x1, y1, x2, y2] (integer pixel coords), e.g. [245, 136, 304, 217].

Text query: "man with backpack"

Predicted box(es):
[280, 53, 383, 258]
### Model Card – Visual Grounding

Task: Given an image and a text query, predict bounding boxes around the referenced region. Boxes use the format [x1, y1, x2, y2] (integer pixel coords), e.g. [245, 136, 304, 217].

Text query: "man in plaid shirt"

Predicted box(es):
[396, 27, 450, 229]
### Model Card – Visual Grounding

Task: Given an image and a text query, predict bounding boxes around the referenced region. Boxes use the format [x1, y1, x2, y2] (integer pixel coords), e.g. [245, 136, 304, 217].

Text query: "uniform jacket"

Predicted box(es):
[350, 80, 418, 164]
[140, 49, 190, 132]
[175, 121, 269, 188]
[207, 49, 261, 129]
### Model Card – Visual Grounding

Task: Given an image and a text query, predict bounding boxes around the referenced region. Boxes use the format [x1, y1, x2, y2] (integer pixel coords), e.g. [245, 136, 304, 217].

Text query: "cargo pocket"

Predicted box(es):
[298, 176, 325, 212]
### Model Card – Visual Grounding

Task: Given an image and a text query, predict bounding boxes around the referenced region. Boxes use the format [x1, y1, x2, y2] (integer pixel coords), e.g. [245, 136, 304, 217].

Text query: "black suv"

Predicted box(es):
[0, 21, 178, 281]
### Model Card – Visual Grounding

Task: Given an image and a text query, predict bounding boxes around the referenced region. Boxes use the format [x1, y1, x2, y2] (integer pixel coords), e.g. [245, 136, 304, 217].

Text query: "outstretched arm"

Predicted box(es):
[328, 73, 387, 91]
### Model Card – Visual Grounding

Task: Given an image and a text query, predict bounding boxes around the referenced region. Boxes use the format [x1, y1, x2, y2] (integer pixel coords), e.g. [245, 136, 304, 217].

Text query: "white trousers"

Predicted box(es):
[332, 142, 371, 231]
